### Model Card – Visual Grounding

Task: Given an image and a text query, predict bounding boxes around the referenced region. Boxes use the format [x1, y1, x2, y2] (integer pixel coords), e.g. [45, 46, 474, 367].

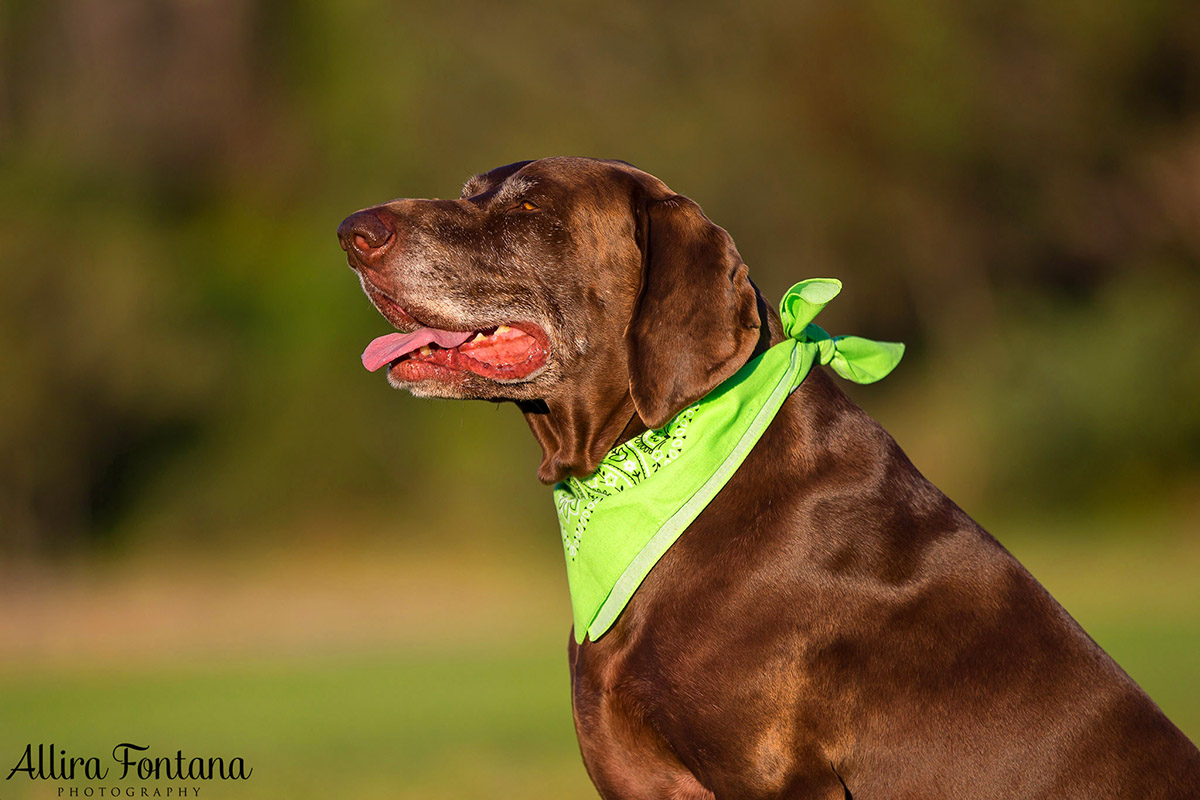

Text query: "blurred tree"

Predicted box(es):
[1, 0, 1197, 551]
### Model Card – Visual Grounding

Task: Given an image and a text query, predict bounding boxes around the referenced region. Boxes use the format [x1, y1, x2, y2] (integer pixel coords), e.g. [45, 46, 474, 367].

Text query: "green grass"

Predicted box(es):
[1, 624, 1195, 800]
[0, 523, 1196, 799]
[0, 646, 595, 799]
[2, 633, 1195, 800]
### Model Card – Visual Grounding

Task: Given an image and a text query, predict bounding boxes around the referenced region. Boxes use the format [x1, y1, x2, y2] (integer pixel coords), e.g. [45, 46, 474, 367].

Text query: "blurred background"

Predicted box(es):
[1, 0, 1197, 796]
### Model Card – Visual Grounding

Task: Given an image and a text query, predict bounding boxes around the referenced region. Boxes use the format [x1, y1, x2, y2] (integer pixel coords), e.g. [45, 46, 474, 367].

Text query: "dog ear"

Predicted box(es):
[625, 194, 762, 429]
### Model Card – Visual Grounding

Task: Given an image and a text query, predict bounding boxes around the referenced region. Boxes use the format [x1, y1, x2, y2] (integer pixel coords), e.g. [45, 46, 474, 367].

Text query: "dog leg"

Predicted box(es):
[571, 669, 714, 799]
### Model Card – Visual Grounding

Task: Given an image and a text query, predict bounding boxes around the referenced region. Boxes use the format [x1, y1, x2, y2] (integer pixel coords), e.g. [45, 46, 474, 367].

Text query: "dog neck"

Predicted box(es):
[521, 389, 641, 484]
[521, 282, 782, 484]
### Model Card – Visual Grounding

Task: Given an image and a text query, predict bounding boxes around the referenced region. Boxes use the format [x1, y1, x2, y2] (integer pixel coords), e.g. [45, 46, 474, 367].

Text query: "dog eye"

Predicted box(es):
[516, 200, 538, 212]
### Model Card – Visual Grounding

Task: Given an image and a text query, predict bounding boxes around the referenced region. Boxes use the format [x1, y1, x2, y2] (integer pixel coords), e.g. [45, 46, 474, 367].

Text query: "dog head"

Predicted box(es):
[339, 157, 765, 482]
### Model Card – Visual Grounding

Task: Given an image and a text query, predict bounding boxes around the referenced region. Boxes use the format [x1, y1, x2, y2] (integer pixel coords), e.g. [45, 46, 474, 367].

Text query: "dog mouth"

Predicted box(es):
[360, 287, 548, 382]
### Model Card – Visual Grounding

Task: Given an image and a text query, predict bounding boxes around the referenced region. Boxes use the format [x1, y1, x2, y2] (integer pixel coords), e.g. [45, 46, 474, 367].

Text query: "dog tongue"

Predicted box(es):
[362, 328, 474, 372]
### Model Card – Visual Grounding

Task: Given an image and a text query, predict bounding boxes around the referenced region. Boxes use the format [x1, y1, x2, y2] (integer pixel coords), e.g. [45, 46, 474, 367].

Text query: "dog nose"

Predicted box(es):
[337, 210, 394, 264]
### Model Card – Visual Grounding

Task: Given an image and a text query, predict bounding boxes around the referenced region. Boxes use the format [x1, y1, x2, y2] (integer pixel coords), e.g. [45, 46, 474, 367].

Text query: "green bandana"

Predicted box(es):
[554, 278, 905, 643]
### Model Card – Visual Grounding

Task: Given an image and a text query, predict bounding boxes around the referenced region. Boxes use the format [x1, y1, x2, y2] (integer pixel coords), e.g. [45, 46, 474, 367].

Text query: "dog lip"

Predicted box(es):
[362, 281, 422, 332]
[359, 278, 552, 381]
[382, 320, 550, 382]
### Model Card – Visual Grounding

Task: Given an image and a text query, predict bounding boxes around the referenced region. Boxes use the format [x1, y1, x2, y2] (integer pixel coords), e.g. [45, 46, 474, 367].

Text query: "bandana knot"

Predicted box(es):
[780, 278, 905, 385]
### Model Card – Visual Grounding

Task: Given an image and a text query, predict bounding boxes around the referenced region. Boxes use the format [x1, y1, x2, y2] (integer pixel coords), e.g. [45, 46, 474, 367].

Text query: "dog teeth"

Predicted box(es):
[495, 325, 511, 334]
[418, 346, 432, 356]
[472, 333, 487, 343]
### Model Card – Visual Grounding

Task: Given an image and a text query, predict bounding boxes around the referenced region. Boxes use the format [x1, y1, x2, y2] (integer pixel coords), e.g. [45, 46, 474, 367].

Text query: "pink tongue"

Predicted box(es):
[361, 328, 474, 372]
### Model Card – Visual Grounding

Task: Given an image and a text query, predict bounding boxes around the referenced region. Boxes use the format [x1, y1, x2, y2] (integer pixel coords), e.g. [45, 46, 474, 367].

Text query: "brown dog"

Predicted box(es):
[338, 157, 1200, 799]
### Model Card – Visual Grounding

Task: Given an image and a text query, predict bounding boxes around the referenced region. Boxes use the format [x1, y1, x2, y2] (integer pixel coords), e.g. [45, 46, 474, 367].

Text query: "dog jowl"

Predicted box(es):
[338, 157, 1200, 800]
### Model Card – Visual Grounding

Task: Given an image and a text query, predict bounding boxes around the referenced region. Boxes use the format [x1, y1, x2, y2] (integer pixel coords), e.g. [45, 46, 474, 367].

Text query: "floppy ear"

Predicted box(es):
[626, 194, 762, 429]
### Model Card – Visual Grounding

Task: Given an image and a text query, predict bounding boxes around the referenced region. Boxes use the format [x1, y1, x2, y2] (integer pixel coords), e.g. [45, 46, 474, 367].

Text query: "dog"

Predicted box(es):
[338, 157, 1200, 799]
